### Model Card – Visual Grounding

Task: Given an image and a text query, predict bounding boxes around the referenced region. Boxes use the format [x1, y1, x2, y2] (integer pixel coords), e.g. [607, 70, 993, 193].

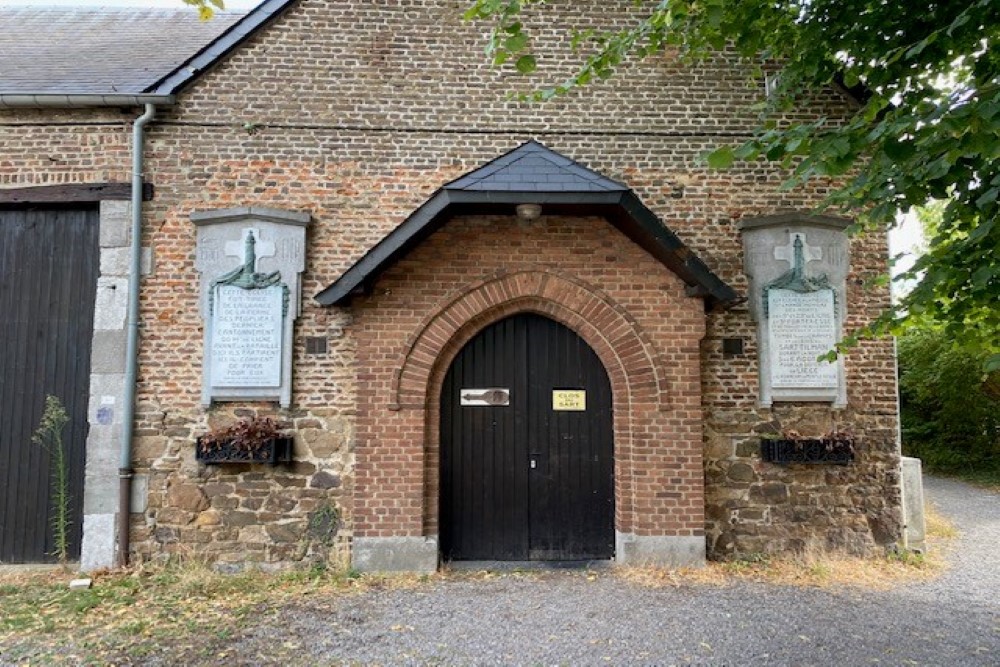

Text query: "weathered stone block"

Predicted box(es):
[704, 435, 734, 460]
[300, 427, 346, 459]
[616, 533, 706, 567]
[225, 511, 259, 527]
[238, 525, 267, 543]
[735, 438, 760, 458]
[273, 475, 307, 488]
[266, 522, 302, 543]
[352, 536, 438, 573]
[167, 483, 209, 512]
[211, 495, 240, 510]
[310, 470, 342, 489]
[80, 513, 116, 572]
[89, 330, 127, 374]
[99, 200, 130, 248]
[750, 483, 789, 504]
[263, 495, 297, 513]
[154, 527, 179, 544]
[195, 509, 222, 527]
[203, 482, 235, 497]
[133, 436, 167, 463]
[240, 497, 264, 510]
[157, 507, 195, 525]
[291, 461, 317, 475]
[726, 462, 757, 483]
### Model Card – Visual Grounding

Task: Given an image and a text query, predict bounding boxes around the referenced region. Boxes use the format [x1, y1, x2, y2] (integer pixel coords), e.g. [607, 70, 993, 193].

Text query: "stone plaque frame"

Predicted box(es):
[740, 214, 850, 408]
[192, 206, 310, 408]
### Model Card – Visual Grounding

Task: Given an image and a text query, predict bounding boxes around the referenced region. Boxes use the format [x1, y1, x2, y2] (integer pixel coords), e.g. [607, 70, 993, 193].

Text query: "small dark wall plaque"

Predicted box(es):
[305, 336, 328, 355]
[722, 338, 744, 357]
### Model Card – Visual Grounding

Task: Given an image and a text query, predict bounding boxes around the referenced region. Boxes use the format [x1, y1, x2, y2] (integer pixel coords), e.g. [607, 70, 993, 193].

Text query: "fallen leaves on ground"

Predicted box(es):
[0, 512, 957, 665]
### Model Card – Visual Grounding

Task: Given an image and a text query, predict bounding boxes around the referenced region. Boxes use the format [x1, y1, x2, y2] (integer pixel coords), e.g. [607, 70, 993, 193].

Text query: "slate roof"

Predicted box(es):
[316, 141, 740, 308]
[0, 7, 246, 94]
[446, 141, 628, 192]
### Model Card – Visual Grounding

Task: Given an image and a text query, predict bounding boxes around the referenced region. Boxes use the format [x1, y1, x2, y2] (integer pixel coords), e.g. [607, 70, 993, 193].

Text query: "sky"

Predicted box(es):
[888, 212, 925, 300]
[0, 0, 261, 7]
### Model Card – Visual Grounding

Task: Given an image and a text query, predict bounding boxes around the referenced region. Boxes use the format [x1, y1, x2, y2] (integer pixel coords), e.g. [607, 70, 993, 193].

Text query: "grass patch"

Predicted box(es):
[0, 509, 964, 663]
[0, 559, 411, 664]
[621, 540, 949, 591]
[625, 501, 961, 591]
[925, 501, 960, 540]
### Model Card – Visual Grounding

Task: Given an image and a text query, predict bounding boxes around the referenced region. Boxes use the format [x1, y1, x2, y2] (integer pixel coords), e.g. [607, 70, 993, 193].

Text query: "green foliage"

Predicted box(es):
[31, 395, 71, 564]
[0, 561, 392, 663]
[898, 326, 1000, 478]
[306, 502, 341, 547]
[466, 0, 1000, 359]
[183, 0, 226, 21]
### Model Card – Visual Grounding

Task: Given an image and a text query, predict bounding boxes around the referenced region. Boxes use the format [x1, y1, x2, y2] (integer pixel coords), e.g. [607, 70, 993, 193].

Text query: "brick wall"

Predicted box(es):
[349, 216, 707, 541]
[0, 0, 900, 567]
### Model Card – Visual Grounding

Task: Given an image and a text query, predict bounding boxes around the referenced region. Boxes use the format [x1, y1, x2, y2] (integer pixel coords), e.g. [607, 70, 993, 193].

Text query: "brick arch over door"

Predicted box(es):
[389, 269, 668, 539]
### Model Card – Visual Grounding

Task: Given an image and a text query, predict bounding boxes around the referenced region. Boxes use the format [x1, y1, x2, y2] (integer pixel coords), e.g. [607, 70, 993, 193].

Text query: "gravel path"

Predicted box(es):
[916, 476, 1000, 610]
[219, 475, 999, 666]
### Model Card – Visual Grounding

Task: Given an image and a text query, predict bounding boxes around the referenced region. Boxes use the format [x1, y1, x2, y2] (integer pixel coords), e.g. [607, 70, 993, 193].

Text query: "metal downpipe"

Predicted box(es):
[118, 103, 156, 568]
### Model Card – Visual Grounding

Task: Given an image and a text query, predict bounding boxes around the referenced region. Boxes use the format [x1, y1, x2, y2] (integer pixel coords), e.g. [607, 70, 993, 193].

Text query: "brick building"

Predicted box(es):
[0, 0, 902, 572]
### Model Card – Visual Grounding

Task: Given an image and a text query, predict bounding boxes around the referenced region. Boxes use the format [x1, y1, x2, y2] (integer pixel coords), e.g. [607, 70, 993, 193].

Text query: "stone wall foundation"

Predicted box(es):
[352, 536, 439, 573]
[616, 533, 706, 568]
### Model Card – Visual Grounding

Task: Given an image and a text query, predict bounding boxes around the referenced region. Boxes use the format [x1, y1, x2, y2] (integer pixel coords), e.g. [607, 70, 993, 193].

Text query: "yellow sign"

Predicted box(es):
[552, 390, 586, 411]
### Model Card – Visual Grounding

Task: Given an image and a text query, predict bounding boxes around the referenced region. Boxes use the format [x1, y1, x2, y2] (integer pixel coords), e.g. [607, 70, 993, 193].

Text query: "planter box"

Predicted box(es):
[195, 436, 293, 465]
[761, 438, 855, 465]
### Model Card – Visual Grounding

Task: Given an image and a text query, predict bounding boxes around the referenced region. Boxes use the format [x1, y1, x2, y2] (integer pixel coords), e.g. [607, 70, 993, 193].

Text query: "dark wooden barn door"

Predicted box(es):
[441, 313, 614, 562]
[0, 206, 98, 563]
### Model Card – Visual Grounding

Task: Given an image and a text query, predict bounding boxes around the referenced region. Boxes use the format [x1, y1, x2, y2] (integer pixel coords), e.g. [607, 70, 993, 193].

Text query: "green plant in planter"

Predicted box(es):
[196, 415, 292, 464]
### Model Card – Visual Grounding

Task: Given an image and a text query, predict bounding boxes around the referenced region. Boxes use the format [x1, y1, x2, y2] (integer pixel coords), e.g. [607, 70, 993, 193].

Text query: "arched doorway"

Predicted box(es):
[439, 313, 614, 562]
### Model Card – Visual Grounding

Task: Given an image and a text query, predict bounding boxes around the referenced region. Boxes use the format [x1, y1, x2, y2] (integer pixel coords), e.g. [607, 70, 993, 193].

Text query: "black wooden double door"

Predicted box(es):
[441, 313, 614, 562]
[0, 206, 98, 562]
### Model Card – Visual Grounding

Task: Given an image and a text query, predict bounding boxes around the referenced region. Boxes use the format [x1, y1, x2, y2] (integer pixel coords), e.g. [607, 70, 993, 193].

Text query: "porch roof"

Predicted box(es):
[315, 141, 740, 309]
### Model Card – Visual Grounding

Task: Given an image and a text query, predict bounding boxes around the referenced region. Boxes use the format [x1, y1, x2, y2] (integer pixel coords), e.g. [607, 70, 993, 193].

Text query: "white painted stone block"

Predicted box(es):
[80, 513, 116, 572]
[352, 536, 438, 573]
[901, 457, 926, 552]
[615, 532, 706, 568]
[92, 277, 128, 330]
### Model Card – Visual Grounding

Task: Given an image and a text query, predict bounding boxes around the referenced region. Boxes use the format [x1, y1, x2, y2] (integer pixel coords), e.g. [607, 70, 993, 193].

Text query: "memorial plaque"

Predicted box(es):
[194, 209, 310, 408]
[210, 285, 283, 387]
[741, 221, 849, 407]
[767, 288, 838, 389]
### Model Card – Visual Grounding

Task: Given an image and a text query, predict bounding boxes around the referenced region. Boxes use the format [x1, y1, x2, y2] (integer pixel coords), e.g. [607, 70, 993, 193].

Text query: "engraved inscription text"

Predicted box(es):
[767, 289, 838, 389]
[211, 285, 283, 387]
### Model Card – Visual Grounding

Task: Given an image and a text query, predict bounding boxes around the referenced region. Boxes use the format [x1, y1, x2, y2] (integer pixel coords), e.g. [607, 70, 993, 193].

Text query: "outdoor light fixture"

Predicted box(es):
[516, 203, 542, 221]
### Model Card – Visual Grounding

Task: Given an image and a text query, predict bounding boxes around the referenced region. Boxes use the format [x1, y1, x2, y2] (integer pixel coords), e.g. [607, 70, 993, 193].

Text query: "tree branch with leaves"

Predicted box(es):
[184, 0, 226, 21]
[466, 0, 1000, 369]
